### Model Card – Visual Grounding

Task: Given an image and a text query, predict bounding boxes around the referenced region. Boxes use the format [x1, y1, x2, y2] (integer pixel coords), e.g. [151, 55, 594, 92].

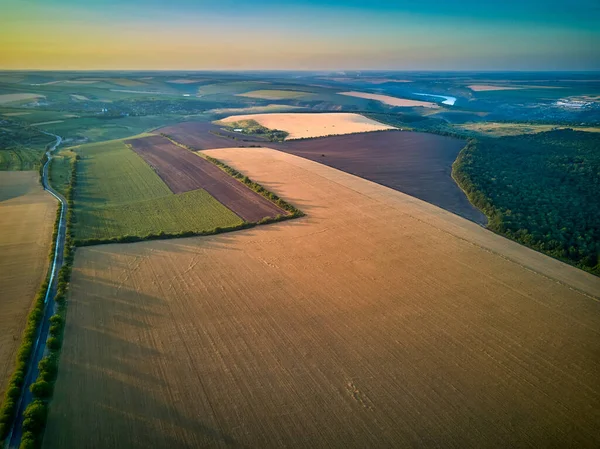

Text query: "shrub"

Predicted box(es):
[22, 401, 47, 433]
[29, 381, 53, 399]
[46, 337, 60, 351]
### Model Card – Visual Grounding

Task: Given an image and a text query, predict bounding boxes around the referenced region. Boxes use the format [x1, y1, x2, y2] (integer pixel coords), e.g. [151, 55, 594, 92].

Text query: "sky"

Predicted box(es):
[1, 0, 599, 71]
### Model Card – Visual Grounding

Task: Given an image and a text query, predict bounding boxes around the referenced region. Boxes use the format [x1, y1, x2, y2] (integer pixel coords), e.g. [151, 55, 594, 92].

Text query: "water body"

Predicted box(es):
[414, 92, 457, 106]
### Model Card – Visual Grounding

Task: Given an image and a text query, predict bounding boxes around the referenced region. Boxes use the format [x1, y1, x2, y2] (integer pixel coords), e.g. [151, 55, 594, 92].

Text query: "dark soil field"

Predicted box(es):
[126, 136, 285, 222]
[157, 122, 267, 150]
[270, 132, 486, 224]
[157, 122, 485, 223]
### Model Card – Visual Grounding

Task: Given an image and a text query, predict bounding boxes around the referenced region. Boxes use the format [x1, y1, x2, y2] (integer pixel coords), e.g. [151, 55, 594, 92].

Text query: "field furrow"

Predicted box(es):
[44, 148, 600, 449]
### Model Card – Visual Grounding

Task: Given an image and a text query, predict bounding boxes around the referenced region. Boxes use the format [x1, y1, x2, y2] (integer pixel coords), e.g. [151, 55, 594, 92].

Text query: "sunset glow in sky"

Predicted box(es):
[1, 0, 599, 70]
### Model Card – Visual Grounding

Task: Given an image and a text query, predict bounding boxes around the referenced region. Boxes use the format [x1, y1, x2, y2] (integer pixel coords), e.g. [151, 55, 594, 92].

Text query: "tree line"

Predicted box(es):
[453, 129, 599, 275]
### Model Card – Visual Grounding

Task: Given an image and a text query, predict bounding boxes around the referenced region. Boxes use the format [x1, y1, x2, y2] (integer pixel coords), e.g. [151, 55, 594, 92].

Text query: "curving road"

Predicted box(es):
[5, 134, 67, 449]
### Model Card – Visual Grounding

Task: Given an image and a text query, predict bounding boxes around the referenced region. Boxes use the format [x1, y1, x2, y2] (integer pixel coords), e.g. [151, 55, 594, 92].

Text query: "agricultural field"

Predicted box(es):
[198, 81, 273, 96]
[44, 148, 600, 449]
[0, 93, 44, 104]
[207, 104, 305, 115]
[269, 131, 485, 223]
[0, 123, 55, 170]
[127, 136, 285, 222]
[48, 148, 77, 198]
[30, 115, 189, 144]
[237, 89, 313, 100]
[69, 138, 243, 241]
[157, 121, 260, 150]
[338, 91, 439, 108]
[157, 120, 482, 221]
[0, 172, 56, 403]
[467, 85, 525, 92]
[219, 113, 395, 139]
[459, 121, 600, 137]
[217, 119, 289, 141]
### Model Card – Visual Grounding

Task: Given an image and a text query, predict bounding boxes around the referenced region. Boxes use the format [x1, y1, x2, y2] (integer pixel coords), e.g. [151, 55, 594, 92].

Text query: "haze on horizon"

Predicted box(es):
[1, 0, 599, 71]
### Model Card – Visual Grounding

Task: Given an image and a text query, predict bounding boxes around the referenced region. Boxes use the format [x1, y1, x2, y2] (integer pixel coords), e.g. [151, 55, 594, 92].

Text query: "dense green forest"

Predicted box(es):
[453, 130, 600, 275]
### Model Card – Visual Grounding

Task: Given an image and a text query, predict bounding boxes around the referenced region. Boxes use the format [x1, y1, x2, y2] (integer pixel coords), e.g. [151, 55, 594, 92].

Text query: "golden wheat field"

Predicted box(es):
[219, 113, 395, 139]
[43, 148, 600, 449]
[0, 172, 56, 402]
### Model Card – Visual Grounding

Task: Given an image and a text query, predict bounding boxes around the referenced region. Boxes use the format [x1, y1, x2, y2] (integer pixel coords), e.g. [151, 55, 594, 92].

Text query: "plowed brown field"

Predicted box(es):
[0, 171, 56, 402]
[269, 131, 485, 223]
[44, 149, 600, 449]
[127, 136, 285, 222]
[157, 121, 267, 150]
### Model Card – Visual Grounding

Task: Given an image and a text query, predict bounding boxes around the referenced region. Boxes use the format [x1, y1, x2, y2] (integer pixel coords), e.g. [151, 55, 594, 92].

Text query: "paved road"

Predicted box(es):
[5, 134, 67, 449]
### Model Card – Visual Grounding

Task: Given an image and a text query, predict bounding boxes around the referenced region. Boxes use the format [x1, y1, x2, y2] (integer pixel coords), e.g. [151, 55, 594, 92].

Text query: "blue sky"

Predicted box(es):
[1, 0, 598, 70]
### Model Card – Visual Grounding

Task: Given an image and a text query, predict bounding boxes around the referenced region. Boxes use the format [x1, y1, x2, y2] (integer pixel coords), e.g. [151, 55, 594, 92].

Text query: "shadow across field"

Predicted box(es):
[43, 269, 247, 449]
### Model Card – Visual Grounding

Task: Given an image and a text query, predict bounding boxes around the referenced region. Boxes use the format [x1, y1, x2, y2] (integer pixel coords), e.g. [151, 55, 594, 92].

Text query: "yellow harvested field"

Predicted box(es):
[339, 91, 439, 108]
[0, 93, 43, 104]
[468, 85, 524, 91]
[0, 172, 56, 402]
[31, 120, 64, 126]
[45, 148, 600, 448]
[2, 112, 31, 117]
[219, 112, 395, 139]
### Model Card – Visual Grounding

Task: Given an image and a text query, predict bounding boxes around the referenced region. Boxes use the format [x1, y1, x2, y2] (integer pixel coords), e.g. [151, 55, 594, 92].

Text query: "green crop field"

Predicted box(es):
[70, 139, 242, 241]
[49, 149, 76, 197]
[32, 115, 188, 143]
[0, 122, 55, 170]
[237, 89, 313, 100]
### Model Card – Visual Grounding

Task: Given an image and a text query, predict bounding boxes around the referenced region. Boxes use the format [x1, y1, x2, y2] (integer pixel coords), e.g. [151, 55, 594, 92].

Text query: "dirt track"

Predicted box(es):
[127, 135, 285, 222]
[44, 148, 600, 449]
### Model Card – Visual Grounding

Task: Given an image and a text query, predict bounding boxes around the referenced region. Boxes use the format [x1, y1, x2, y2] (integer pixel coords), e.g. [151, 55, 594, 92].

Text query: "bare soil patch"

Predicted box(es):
[339, 91, 439, 108]
[44, 148, 600, 449]
[0, 172, 55, 403]
[219, 113, 395, 139]
[157, 122, 265, 150]
[126, 136, 285, 222]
